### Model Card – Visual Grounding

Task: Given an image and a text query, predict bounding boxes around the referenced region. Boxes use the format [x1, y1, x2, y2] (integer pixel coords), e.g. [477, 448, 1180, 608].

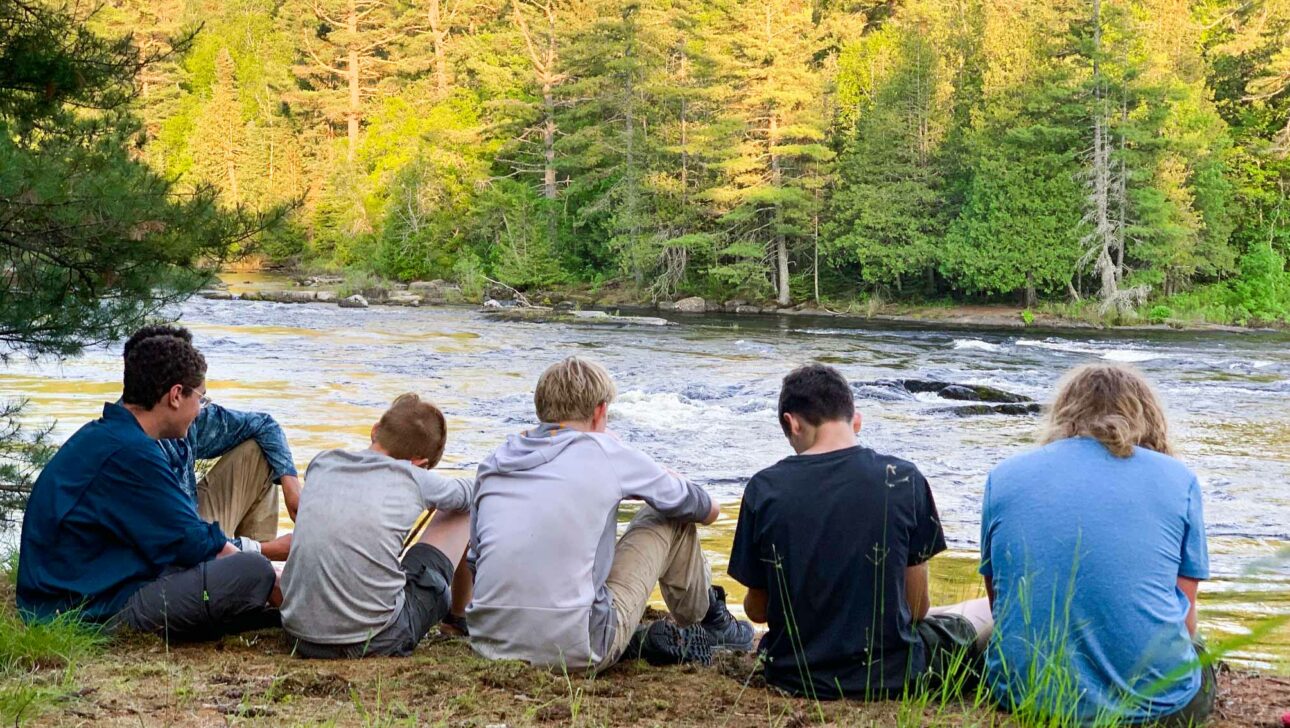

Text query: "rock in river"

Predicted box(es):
[339, 294, 369, 309]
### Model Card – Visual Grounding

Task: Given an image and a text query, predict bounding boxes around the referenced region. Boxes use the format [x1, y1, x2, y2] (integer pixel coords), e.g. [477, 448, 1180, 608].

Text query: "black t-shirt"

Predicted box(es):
[728, 445, 947, 700]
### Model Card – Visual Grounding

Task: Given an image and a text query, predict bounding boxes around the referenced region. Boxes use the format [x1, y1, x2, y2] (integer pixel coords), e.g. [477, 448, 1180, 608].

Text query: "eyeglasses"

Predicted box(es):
[198, 393, 212, 408]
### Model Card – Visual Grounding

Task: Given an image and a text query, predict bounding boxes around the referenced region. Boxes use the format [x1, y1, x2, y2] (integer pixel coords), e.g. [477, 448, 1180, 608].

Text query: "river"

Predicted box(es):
[3, 273, 1289, 670]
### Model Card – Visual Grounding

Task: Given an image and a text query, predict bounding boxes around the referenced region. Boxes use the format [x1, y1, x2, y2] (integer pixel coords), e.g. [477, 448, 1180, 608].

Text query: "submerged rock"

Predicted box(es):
[940, 403, 1044, 417]
[853, 379, 1037, 415]
[860, 379, 1033, 404]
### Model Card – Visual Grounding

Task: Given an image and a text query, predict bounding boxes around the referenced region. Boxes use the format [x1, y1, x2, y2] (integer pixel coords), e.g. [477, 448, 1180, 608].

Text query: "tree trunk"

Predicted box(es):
[770, 112, 789, 306]
[623, 8, 641, 285]
[543, 79, 557, 251]
[346, 0, 360, 163]
[429, 0, 450, 99]
[1090, 0, 1119, 306]
[1115, 97, 1128, 281]
[1025, 271, 1037, 309]
[813, 194, 820, 305]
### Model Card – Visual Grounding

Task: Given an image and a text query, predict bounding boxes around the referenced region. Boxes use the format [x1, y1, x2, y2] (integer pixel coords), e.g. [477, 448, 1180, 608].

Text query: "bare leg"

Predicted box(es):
[927, 597, 993, 650]
[440, 552, 474, 636]
[416, 509, 470, 571]
[449, 555, 472, 616]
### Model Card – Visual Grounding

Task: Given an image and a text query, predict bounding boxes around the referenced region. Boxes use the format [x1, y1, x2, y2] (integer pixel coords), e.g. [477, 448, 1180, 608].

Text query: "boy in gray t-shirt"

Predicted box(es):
[281, 394, 475, 658]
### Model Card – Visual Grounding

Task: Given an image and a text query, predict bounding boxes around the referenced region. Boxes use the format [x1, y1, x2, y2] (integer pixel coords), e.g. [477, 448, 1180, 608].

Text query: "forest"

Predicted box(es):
[94, 0, 1290, 322]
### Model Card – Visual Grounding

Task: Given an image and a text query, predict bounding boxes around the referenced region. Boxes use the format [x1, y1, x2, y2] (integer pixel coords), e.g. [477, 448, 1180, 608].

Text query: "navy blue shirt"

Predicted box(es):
[728, 446, 946, 699]
[17, 403, 228, 622]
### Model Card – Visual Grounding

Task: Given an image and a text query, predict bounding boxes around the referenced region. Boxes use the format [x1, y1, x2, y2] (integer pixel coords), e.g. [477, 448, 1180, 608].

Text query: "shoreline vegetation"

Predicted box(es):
[205, 270, 1286, 334]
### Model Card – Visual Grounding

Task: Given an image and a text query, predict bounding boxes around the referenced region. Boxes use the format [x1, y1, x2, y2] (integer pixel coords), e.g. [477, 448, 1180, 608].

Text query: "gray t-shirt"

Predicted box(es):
[280, 448, 474, 644]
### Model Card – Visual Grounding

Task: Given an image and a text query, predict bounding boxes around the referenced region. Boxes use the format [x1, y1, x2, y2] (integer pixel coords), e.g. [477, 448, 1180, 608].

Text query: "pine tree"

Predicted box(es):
[709, 0, 833, 305]
[293, 0, 416, 162]
[941, 0, 1085, 306]
[827, 12, 949, 294]
[0, 0, 279, 357]
[191, 48, 245, 204]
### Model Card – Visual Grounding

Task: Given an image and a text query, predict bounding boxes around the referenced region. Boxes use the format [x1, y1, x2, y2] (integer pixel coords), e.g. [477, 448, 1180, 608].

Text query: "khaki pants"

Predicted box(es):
[598, 506, 712, 671]
[196, 440, 279, 542]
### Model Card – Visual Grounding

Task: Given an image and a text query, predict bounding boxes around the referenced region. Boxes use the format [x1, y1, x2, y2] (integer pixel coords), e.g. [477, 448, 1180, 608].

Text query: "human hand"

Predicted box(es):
[260, 532, 293, 561]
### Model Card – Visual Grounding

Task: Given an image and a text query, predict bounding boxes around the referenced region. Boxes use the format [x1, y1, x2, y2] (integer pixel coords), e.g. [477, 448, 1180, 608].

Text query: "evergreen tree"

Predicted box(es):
[827, 14, 949, 294]
[293, 0, 416, 163]
[190, 48, 246, 204]
[709, 0, 833, 304]
[941, 0, 1084, 306]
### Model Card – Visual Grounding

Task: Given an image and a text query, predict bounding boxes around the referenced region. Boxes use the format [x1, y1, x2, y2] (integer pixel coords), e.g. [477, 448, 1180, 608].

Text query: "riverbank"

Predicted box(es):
[3, 585, 1287, 727]
[208, 273, 1281, 334]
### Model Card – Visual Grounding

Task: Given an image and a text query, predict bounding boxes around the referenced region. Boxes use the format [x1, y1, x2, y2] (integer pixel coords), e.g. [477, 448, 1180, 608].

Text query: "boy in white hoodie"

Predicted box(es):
[468, 357, 752, 672]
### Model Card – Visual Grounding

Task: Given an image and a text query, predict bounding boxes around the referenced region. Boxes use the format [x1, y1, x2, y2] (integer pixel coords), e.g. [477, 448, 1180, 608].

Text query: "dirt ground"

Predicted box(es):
[14, 627, 1289, 728]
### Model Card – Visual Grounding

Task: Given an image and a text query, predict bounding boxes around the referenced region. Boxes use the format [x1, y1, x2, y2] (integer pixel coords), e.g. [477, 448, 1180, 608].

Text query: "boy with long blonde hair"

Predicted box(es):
[980, 363, 1212, 724]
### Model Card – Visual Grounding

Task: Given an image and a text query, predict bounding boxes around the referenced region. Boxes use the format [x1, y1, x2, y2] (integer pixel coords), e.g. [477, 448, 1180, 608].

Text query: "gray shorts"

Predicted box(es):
[291, 544, 454, 659]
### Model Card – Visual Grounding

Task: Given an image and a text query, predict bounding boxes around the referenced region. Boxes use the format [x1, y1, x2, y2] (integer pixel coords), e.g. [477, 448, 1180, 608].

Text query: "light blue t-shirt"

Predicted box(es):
[979, 436, 1209, 724]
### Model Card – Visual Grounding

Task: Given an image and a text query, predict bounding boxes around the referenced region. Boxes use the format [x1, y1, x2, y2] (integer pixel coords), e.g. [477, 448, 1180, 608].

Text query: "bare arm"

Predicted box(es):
[259, 533, 293, 561]
[702, 499, 720, 525]
[744, 587, 769, 624]
[1177, 576, 1200, 637]
[906, 562, 931, 622]
[280, 474, 302, 521]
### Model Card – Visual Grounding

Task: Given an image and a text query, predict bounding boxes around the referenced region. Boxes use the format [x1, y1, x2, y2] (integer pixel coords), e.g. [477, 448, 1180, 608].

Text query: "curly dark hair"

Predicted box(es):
[122, 335, 207, 409]
[123, 324, 192, 360]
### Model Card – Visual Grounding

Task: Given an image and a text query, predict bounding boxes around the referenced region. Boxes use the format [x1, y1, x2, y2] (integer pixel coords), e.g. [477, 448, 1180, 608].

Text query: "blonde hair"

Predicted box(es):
[1042, 363, 1173, 457]
[374, 393, 447, 466]
[534, 357, 617, 423]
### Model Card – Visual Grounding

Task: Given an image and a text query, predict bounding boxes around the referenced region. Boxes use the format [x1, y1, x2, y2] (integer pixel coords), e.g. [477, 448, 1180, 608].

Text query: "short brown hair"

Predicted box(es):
[534, 357, 617, 423]
[374, 393, 447, 466]
[1042, 363, 1174, 458]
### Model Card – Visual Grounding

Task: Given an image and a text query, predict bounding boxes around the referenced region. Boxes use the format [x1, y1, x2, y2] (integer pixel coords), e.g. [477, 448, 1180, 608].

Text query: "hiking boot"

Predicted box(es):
[625, 620, 715, 666]
[701, 586, 755, 651]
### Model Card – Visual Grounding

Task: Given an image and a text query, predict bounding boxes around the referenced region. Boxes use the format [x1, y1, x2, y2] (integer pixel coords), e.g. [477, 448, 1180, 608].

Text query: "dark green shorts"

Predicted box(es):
[916, 613, 984, 692]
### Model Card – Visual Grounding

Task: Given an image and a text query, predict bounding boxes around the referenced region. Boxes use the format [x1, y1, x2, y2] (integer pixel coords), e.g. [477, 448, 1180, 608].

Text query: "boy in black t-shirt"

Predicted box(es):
[728, 364, 992, 700]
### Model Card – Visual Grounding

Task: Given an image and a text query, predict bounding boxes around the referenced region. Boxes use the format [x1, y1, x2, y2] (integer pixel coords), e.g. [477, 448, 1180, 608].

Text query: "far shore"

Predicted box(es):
[207, 271, 1284, 336]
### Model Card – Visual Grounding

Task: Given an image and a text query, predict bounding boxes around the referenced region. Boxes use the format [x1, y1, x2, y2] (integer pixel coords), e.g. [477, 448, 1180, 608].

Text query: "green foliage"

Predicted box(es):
[0, 0, 284, 358]
[828, 18, 948, 290]
[1147, 305, 1173, 324]
[1021, 309, 1036, 326]
[1225, 243, 1290, 323]
[25, 0, 1287, 320]
[0, 553, 104, 726]
[0, 399, 54, 522]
